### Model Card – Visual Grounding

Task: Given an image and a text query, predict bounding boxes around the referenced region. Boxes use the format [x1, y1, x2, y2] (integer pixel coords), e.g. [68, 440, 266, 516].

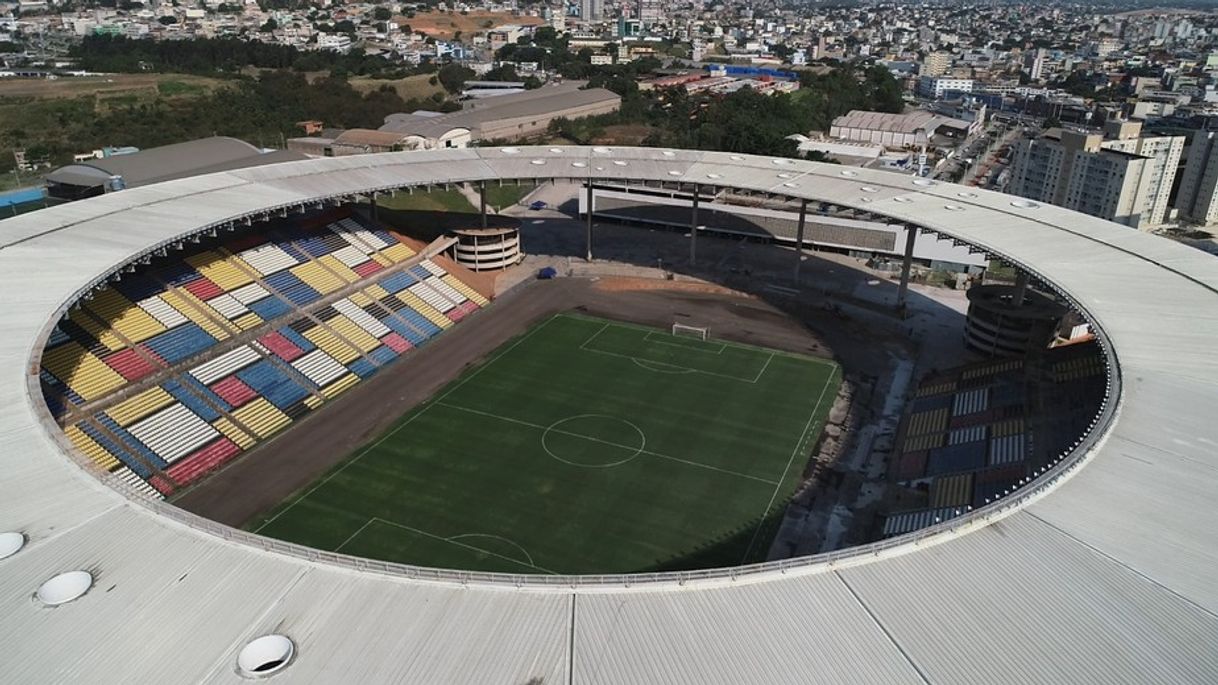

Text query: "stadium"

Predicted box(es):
[1, 147, 1215, 683]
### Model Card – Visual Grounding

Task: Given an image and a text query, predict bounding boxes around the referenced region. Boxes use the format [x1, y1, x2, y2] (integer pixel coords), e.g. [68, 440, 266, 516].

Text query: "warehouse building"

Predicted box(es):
[44, 137, 305, 201]
[378, 82, 620, 147]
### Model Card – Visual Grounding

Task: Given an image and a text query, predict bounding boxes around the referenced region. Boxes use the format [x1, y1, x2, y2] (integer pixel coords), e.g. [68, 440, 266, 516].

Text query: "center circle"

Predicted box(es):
[541, 414, 646, 468]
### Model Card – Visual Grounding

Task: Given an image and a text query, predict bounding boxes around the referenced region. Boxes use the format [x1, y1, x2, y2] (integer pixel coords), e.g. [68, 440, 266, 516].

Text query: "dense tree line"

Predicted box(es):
[550, 63, 906, 157]
[69, 35, 410, 77]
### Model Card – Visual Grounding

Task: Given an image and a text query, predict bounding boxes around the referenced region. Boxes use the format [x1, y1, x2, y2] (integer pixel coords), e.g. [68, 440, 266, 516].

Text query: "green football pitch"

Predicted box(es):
[249, 313, 840, 575]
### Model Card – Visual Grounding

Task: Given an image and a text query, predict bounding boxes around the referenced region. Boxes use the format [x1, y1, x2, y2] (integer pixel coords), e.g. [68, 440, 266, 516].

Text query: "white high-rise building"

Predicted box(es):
[1009, 126, 1179, 230]
[1176, 129, 1218, 227]
[1098, 122, 1184, 228]
[1024, 48, 1047, 82]
[580, 0, 601, 22]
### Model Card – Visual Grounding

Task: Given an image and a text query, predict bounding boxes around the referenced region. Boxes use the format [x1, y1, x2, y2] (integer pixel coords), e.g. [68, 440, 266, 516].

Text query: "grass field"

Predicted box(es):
[250, 314, 840, 575]
[349, 73, 444, 102]
[484, 182, 537, 209]
[377, 188, 476, 213]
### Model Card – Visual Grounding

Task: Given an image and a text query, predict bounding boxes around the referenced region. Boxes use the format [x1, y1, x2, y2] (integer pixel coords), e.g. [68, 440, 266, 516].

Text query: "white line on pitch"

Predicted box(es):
[752, 352, 775, 383]
[643, 331, 725, 354]
[333, 517, 377, 554]
[253, 317, 558, 534]
[372, 517, 558, 574]
[738, 366, 839, 564]
[436, 401, 781, 486]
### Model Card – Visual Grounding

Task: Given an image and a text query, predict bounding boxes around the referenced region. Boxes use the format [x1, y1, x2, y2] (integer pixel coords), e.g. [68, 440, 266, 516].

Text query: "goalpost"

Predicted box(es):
[672, 323, 709, 341]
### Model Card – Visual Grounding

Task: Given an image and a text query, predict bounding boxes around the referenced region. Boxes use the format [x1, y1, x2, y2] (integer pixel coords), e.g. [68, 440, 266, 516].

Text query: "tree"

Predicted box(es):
[436, 63, 474, 93]
[260, 17, 277, 32]
[373, 6, 391, 21]
[158, 15, 177, 24]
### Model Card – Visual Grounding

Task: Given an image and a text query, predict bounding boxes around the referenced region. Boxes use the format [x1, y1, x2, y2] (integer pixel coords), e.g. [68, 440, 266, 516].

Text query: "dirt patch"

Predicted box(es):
[592, 275, 749, 297]
[396, 11, 544, 39]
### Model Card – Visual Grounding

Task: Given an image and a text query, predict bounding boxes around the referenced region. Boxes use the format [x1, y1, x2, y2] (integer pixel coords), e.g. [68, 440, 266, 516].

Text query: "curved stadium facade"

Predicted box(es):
[0, 147, 1215, 684]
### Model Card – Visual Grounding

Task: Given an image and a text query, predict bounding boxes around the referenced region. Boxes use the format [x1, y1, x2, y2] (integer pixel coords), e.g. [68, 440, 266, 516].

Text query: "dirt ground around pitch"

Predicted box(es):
[174, 276, 838, 526]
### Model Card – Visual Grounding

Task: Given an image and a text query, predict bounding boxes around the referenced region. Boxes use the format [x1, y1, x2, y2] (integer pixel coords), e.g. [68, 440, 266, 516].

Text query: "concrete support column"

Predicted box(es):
[793, 199, 808, 282]
[1013, 271, 1029, 307]
[479, 181, 488, 229]
[690, 184, 700, 265]
[370, 192, 378, 221]
[585, 181, 594, 262]
[896, 227, 919, 312]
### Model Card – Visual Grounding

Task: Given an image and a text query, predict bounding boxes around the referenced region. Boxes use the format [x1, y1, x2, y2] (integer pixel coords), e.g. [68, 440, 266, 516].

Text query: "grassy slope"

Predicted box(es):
[252, 314, 839, 575]
[377, 188, 476, 213]
[349, 73, 444, 103]
[483, 182, 537, 209]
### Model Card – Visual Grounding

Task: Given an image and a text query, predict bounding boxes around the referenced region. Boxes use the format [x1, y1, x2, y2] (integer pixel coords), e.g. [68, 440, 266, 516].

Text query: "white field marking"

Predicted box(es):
[632, 358, 695, 374]
[447, 533, 537, 567]
[372, 517, 559, 574]
[576, 320, 612, 353]
[738, 366, 840, 564]
[559, 312, 839, 373]
[752, 353, 775, 383]
[541, 414, 646, 468]
[253, 317, 560, 534]
[436, 402, 780, 486]
[333, 517, 377, 554]
[581, 345, 761, 384]
[642, 331, 725, 354]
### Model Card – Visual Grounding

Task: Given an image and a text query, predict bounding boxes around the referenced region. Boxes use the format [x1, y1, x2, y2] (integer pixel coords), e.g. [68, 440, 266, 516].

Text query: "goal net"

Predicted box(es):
[672, 323, 709, 341]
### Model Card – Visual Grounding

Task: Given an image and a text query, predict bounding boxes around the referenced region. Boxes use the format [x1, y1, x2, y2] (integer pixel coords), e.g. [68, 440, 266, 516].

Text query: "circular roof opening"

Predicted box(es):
[36, 571, 92, 606]
[612, 160, 628, 167]
[500, 147, 520, 154]
[729, 155, 744, 161]
[782, 182, 800, 188]
[1011, 199, 1039, 208]
[892, 196, 913, 203]
[661, 150, 676, 157]
[0, 532, 25, 559]
[771, 158, 792, 166]
[529, 159, 546, 166]
[912, 178, 935, 186]
[957, 191, 978, 198]
[839, 170, 858, 177]
[860, 186, 879, 193]
[706, 173, 722, 179]
[592, 146, 611, 154]
[0, 531, 24, 558]
[777, 172, 793, 179]
[548, 147, 563, 153]
[571, 162, 587, 168]
[860, 197, 873, 203]
[237, 634, 295, 678]
[667, 170, 682, 176]
[945, 204, 964, 211]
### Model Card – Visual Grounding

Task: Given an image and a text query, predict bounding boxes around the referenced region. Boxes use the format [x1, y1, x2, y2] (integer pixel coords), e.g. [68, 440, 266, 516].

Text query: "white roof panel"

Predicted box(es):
[0, 147, 1215, 684]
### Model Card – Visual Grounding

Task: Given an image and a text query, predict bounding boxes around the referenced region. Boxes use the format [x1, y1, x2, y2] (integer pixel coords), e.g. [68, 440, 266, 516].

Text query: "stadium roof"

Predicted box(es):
[0, 147, 1216, 684]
